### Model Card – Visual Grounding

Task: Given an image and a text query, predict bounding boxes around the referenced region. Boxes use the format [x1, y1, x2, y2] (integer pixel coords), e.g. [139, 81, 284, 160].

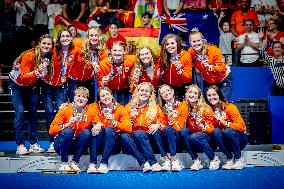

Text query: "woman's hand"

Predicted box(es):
[92, 122, 103, 136]
[148, 124, 160, 135]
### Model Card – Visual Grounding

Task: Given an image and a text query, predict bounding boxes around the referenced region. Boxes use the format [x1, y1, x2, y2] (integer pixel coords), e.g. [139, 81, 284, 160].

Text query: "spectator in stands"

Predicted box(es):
[89, 0, 110, 12]
[62, 0, 88, 22]
[188, 30, 232, 100]
[251, 0, 278, 30]
[125, 82, 166, 172]
[140, 12, 153, 28]
[205, 85, 248, 170]
[180, 84, 221, 171]
[259, 18, 284, 56]
[47, 0, 62, 38]
[9, 34, 53, 155]
[183, 0, 206, 11]
[231, 0, 260, 36]
[160, 34, 192, 100]
[163, 0, 185, 15]
[67, 24, 81, 39]
[129, 45, 161, 93]
[158, 84, 189, 172]
[237, 19, 260, 66]
[33, 0, 49, 40]
[87, 87, 133, 174]
[49, 87, 92, 172]
[14, 0, 35, 27]
[218, 11, 235, 66]
[98, 41, 135, 105]
[208, 0, 233, 20]
[106, 21, 126, 51]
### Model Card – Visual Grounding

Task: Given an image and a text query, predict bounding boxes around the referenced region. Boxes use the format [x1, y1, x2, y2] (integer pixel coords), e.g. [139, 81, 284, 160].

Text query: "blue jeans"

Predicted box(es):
[54, 128, 91, 162]
[212, 128, 233, 159]
[164, 126, 183, 157]
[42, 83, 67, 142]
[8, 80, 40, 146]
[133, 130, 160, 165]
[180, 128, 198, 160]
[68, 78, 95, 103]
[90, 127, 121, 165]
[223, 128, 248, 159]
[112, 88, 130, 106]
[190, 132, 215, 160]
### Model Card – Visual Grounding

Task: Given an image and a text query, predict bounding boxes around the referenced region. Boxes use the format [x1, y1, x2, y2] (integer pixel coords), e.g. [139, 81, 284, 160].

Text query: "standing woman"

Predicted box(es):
[188, 29, 232, 99]
[9, 34, 53, 155]
[99, 41, 135, 105]
[129, 45, 162, 93]
[69, 26, 108, 102]
[41, 28, 76, 152]
[160, 34, 192, 100]
[205, 85, 247, 170]
[125, 82, 166, 172]
[180, 84, 221, 171]
[158, 84, 188, 171]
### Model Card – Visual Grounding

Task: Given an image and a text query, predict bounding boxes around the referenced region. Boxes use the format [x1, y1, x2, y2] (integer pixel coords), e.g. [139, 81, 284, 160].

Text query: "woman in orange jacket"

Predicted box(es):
[125, 82, 166, 172]
[129, 45, 162, 93]
[9, 34, 53, 155]
[188, 30, 232, 99]
[69, 26, 108, 102]
[87, 87, 151, 173]
[180, 84, 221, 171]
[158, 84, 189, 171]
[98, 41, 135, 105]
[49, 87, 93, 172]
[160, 34, 193, 100]
[205, 85, 247, 170]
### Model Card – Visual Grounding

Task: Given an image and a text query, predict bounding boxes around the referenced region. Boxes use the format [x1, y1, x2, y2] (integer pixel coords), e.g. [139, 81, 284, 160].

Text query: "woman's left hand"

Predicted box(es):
[148, 124, 160, 135]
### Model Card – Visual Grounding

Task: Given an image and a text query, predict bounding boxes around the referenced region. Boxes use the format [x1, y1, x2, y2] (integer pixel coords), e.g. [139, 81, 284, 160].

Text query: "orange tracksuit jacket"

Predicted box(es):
[188, 45, 230, 84]
[10, 50, 39, 87]
[186, 104, 215, 135]
[125, 103, 166, 133]
[213, 103, 246, 133]
[162, 50, 192, 87]
[98, 55, 135, 90]
[129, 59, 162, 92]
[92, 102, 132, 134]
[49, 103, 97, 138]
[163, 101, 189, 132]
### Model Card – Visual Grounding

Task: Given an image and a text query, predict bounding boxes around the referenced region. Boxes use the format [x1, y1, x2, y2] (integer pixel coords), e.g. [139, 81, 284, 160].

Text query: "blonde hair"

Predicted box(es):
[157, 84, 174, 106]
[97, 86, 114, 103]
[189, 30, 208, 56]
[130, 82, 157, 125]
[74, 86, 89, 98]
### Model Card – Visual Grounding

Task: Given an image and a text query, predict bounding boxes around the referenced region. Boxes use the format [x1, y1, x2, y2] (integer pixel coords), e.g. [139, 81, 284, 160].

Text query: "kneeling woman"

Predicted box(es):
[180, 84, 221, 171]
[205, 85, 247, 170]
[49, 87, 93, 172]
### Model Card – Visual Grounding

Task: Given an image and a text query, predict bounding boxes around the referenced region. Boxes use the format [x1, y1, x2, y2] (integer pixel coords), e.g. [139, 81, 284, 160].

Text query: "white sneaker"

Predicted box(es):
[161, 159, 171, 171]
[190, 159, 203, 171]
[16, 144, 30, 155]
[0, 88, 4, 94]
[97, 163, 109, 174]
[151, 163, 162, 172]
[59, 162, 71, 171]
[29, 143, 44, 153]
[47, 142, 55, 153]
[171, 160, 182, 172]
[70, 161, 81, 172]
[209, 156, 221, 170]
[87, 163, 98, 174]
[222, 159, 234, 170]
[142, 162, 152, 173]
[231, 157, 246, 170]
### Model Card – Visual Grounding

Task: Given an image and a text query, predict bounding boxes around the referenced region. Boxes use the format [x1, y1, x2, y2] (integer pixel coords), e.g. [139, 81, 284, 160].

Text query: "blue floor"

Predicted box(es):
[0, 167, 284, 189]
[0, 141, 50, 151]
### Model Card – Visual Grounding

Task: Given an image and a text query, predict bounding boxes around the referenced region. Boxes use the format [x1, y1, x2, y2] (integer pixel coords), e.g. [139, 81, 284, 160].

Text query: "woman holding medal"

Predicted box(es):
[158, 84, 189, 171]
[69, 26, 108, 102]
[180, 84, 221, 171]
[41, 28, 76, 153]
[49, 87, 93, 172]
[98, 41, 135, 105]
[188, 30, 232, 99]
[160, 34, 192, 100]
[205, 85, 247, 170]
[8, 34, 53, 155]
[125, 82, 166, 172]
[129, 45, 162, 93]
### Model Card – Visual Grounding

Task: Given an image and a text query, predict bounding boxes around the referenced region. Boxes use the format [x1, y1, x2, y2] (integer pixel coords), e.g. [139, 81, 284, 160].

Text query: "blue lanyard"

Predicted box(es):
[90, 50, 98, 66]
[61, 51, 68, 76]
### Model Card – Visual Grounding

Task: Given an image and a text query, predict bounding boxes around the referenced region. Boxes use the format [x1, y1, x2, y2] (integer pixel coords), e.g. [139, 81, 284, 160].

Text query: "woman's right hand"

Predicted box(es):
[59, 103, 68, 110]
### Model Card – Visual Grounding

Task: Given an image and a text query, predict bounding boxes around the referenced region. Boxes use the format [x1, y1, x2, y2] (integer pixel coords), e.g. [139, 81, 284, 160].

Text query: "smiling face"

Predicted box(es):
[142, 15, 151, 26]
[138, 83, 151, 104]
[109, 24, 118, 37]
[139, 47, 152, 65]
[267, 20, 277, 31]
[99, 89, 113, 107]
[206, 88, 220, 107]
[159, 85, 174, 103]
[111, 43, 124, 63]
[166, 37, 178, 56]
[190, 33, 203, 53]
[74, 92, 88, 109]
[273, 42, 283, 57]
[88, 28, 100, 46]
[60, 30, 72, 47]
[69, 26, 77, 38]
[39, 37, 53, 54]
[185, 86, 199, 104]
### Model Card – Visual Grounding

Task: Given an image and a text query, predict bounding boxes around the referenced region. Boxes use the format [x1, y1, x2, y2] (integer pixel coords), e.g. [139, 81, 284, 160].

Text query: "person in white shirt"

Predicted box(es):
[237, 19, 260, 66]
[47, 0, 62, 37]
[34, 0, 50, 26]
[14, 0, 35, 27]
[163, 0, 185, 15]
